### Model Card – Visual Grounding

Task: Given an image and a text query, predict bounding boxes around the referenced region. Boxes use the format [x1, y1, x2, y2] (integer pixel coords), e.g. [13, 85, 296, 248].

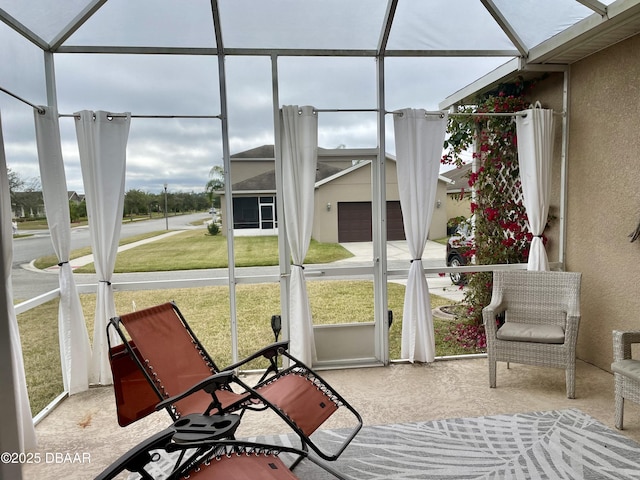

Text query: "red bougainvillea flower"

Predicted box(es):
[484, 207, 499, 222]
[501, 237, 516, 247]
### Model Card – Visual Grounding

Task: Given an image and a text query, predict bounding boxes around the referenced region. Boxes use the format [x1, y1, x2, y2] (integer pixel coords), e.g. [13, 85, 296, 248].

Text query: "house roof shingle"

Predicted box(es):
[232, 162, 344, 191]
[441, 163, 472, 194]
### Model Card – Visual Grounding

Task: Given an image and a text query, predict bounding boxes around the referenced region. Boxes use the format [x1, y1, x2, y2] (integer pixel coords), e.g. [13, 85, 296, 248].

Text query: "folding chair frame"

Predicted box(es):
[96, 413, 350, 480]
[107, 302, 362, 462]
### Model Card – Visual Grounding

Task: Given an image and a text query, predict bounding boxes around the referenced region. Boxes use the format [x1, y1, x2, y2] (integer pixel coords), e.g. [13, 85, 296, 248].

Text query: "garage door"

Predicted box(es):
[337, 201, 405, 242]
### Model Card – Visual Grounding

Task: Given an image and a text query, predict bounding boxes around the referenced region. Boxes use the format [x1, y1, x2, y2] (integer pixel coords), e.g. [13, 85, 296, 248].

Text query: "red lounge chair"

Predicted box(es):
[107, 302, 362, 462]
[95, 412, 349, 480]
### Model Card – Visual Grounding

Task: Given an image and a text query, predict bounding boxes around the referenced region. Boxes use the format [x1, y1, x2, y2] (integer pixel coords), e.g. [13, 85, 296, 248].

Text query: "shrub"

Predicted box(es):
[207, 221, 220, 236]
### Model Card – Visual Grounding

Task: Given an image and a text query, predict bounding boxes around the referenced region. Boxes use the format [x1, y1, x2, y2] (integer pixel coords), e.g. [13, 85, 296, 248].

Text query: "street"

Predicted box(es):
[10, 213, 211, 300]
[10, 213, 455, 301]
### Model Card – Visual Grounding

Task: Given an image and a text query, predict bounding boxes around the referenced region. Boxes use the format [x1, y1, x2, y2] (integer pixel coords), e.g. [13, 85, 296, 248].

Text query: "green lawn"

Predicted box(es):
[32, 227, 358, 272]
[18, 282, 473, 416]
[21, 226, 477, 416]
[71, 232, 353, 273]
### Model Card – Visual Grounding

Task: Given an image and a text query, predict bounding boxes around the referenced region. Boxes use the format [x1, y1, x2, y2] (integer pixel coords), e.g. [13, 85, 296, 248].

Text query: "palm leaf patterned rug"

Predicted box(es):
[259, 408, 640, 479]
[130, 409, 640, 479]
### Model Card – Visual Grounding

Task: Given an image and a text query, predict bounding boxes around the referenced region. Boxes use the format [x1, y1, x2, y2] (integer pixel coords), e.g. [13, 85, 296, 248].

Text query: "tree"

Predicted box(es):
[124, 189, 151, 217]
[205, 165, 224, 209]
[8, 167, 24, 199]
[69, 199, 87, 223]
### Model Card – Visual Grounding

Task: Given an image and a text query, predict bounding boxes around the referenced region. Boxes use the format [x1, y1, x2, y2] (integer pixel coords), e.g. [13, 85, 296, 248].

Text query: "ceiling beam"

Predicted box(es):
[55, 45, 219, 55]
[210, 0, 224, 53]
[377, 0, 399, 56]
[49, 0, 108, 51]
[0, 7, 49, 50]
[54, 45, 519, 58]
[575, 0, 608, 16]
[480, 0, 528, 57]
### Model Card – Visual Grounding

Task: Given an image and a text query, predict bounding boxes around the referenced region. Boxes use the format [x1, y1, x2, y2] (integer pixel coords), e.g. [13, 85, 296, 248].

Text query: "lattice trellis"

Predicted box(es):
[471, 117, 530, 265]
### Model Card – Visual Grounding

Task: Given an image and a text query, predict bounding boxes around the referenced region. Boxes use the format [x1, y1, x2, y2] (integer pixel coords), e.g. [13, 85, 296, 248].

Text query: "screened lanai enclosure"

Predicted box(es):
[1, 0, 637, 464]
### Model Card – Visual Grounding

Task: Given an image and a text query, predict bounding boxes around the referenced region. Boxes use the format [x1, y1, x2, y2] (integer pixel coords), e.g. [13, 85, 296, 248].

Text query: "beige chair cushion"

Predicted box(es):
[496, 323, 565, 344]
[612, 359, 640, 382]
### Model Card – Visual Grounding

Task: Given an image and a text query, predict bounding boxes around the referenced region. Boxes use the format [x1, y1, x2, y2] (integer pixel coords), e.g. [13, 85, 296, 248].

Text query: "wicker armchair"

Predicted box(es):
[483, 270, 582, 399]
[611, 330, 640, 429]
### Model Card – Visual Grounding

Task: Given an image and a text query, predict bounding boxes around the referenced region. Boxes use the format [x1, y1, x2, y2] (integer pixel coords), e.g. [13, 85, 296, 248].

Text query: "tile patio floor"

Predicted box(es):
[22, 357, 640, 479]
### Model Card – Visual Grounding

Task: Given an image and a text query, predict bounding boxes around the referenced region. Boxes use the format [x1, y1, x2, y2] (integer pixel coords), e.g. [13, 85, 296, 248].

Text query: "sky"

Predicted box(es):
[0, 0, 597, 195]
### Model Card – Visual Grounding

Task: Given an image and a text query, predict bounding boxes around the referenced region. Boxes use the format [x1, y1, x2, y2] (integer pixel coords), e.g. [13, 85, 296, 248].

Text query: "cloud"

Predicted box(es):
[0, 7, 510, 196]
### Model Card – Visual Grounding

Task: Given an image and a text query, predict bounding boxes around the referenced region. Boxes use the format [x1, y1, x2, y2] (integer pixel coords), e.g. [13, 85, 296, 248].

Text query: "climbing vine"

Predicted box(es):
[442, 83, 540, 349]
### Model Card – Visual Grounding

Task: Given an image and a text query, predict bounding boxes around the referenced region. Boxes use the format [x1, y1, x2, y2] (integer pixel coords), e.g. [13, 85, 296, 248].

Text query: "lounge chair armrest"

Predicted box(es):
[95, 428, 175, 480]
[155, 371, 236, 411]
[613, 330, 640, 362]
[221, 340, 290, 372]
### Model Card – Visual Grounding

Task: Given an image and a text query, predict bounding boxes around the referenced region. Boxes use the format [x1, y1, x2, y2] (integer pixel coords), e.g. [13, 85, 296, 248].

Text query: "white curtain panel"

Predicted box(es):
[0, 112, 37, 451]
[34, 107, 92, 395]
[280, 105, 318, 365]
[75, 110, 130, 385]
[394, 108, 448, 363]
[515, 106, 554, 271]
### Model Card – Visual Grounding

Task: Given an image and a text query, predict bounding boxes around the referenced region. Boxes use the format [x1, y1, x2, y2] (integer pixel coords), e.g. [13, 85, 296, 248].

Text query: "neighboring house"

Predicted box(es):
[441, 163, 473, 222]
[11, 191, 45, 219]
[68, 191, 85, 205]
[218, 145, 451, 243]
[11, 190, 84, 219]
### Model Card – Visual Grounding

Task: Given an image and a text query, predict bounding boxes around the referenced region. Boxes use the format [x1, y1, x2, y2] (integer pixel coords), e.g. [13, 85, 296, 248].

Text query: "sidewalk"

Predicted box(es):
[42, 235, 465, 302]
[43, 230, 185, 272]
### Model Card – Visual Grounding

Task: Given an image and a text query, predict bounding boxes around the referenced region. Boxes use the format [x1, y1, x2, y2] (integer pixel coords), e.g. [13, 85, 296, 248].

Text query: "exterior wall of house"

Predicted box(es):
[313, 162, 378, 243]
[446, 192, 471, 224]
[230, 159, 275, 184]
[431, 181, 449, 240]
[312, 161, 448, 243]
[522, 35, 640, 371]
[562, 34, 640, 371]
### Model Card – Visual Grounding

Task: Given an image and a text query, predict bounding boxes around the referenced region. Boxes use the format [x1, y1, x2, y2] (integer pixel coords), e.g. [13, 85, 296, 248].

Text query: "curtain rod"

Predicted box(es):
[0, 88, 223, 120]
[388, 109, 565, 118]
[313, 108, 379, 113]
[297, 108, 529, 118]
[388, 109, 527, 118]
[58, 113, 222, 120]
[0, 86, 45, 114]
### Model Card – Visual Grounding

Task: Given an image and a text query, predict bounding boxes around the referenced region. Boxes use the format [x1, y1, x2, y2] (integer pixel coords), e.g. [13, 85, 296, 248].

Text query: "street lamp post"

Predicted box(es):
[163, 183, 168, 230]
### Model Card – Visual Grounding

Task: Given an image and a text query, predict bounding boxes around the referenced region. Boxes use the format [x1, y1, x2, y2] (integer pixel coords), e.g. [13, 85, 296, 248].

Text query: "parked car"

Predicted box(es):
[446, 220, 473, 285]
